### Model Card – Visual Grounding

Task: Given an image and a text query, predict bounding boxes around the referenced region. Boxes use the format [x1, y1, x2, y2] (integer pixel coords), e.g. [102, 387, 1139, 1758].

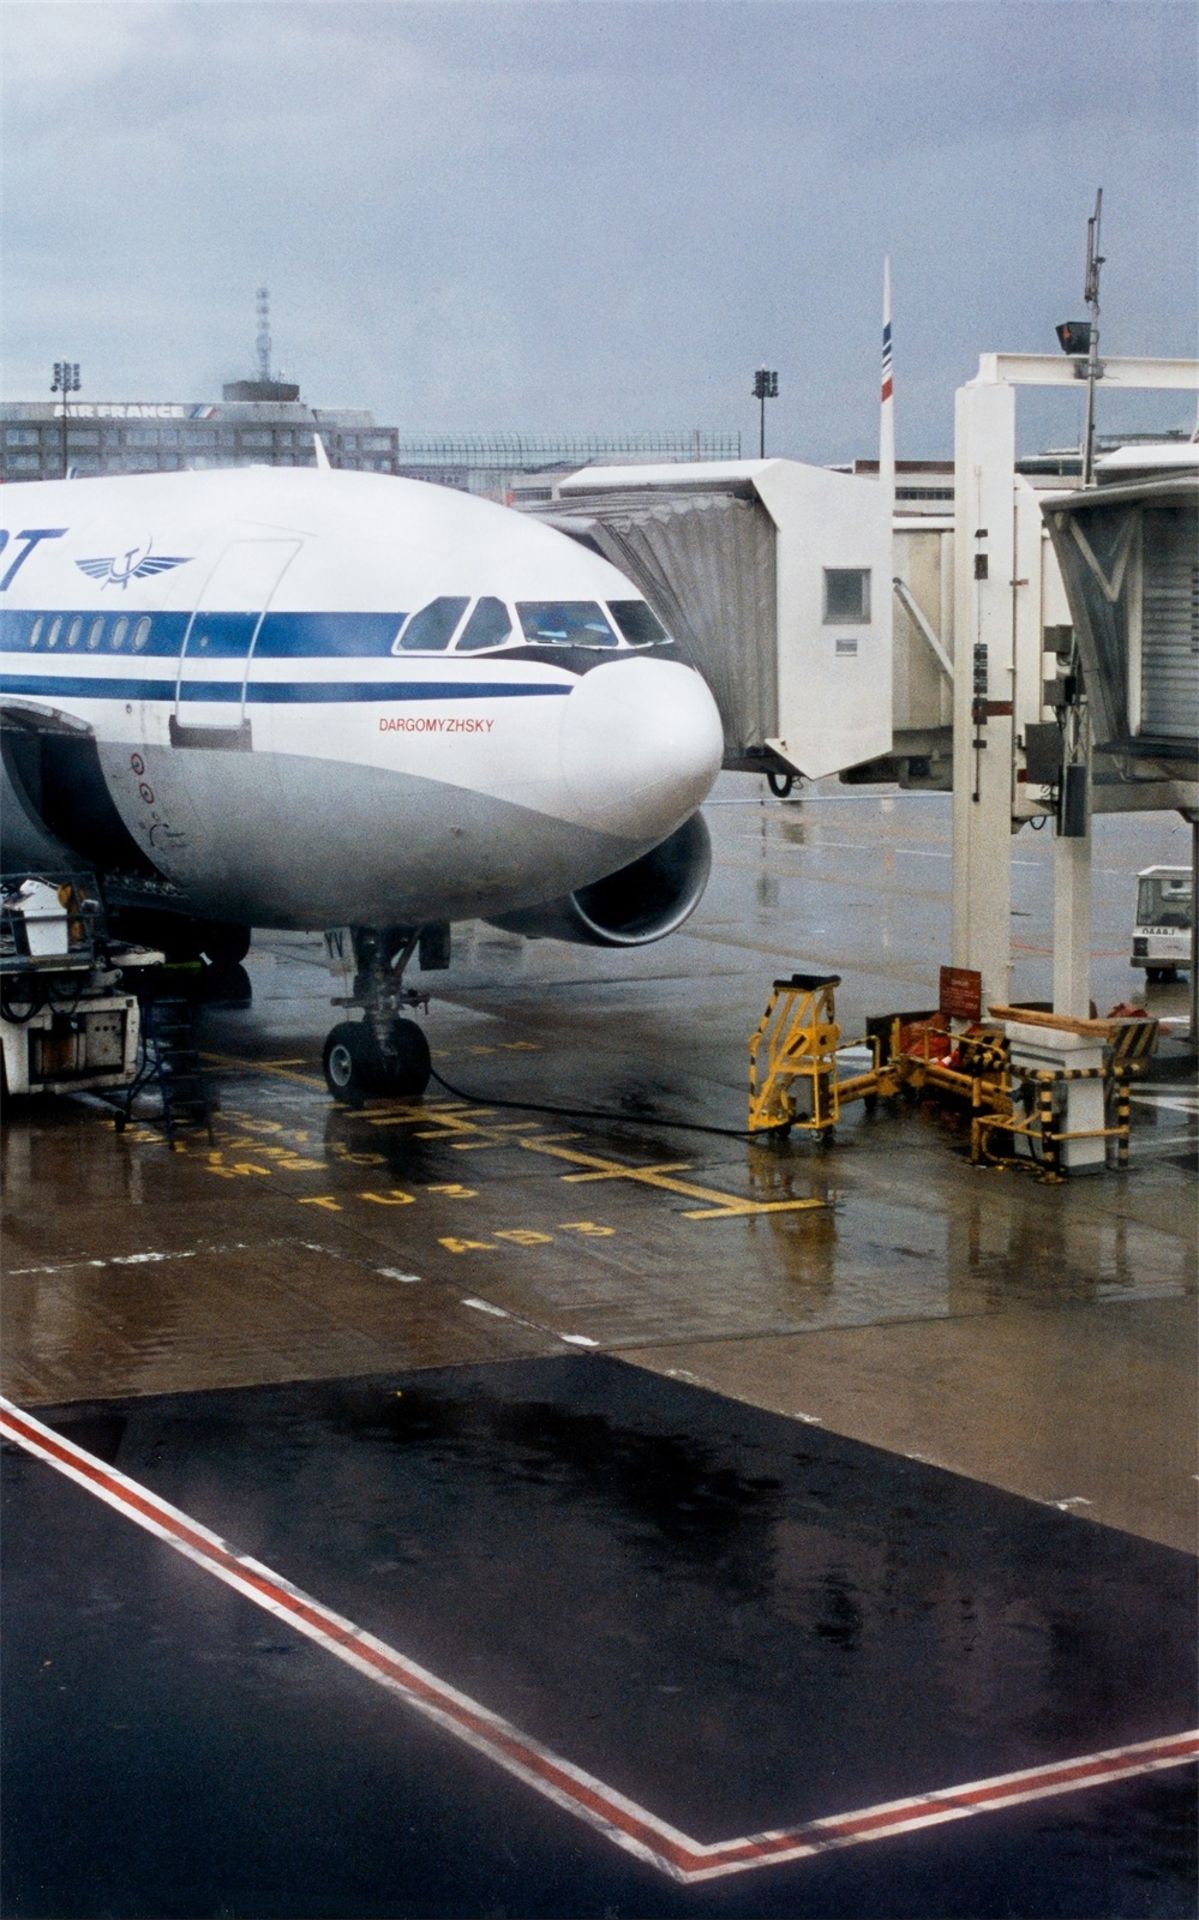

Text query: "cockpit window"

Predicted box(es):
[607, 600, 671, 648]
[455, 596, 514, 653]
[516, 602, 619, 648]
[394, 596, 470, 653]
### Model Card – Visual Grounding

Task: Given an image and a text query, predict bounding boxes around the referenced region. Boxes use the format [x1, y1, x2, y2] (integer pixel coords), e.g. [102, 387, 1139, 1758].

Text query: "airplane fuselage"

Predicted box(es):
[0, 467, 723, 933]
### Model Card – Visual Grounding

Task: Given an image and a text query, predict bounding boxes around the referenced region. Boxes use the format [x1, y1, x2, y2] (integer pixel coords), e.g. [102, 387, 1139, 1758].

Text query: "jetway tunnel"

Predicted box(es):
[537, 459, 893, 784]
[528, 359, 1198, 1031]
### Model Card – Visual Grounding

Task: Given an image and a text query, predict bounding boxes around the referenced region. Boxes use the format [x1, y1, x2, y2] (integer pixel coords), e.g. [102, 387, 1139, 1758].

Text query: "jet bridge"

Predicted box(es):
[542, 459, 892, 783]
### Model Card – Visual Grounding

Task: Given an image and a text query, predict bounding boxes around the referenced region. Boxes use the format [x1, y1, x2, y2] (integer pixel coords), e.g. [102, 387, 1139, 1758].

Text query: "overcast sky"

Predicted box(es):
[1, 0, 1195, 461]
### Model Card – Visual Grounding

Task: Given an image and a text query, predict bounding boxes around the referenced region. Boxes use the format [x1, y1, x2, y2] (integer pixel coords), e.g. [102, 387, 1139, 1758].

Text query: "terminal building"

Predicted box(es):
[0, 385, 740, 497]
[0, 385, 400, 485]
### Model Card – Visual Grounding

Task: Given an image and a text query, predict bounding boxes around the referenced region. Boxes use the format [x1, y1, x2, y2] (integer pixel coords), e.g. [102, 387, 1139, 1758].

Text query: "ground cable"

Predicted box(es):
[428, 1063, 790, 1141]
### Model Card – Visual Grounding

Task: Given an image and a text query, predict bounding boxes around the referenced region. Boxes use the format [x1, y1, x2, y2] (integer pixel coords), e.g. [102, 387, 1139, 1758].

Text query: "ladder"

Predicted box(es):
[117, 995, 213, 1149]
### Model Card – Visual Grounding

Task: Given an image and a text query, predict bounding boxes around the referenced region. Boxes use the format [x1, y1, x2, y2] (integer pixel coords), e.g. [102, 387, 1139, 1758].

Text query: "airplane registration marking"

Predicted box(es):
[4, 1395, 1194, 1887]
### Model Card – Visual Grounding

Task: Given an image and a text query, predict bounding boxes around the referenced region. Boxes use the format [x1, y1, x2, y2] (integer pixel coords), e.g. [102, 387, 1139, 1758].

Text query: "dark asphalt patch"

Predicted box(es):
[3, 1355, 1195, 1918]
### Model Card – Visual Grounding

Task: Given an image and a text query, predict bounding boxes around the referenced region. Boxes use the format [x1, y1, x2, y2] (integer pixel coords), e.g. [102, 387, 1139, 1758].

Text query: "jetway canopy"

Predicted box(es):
[542, 459, 892, 781]
[1042, 465, 1198, 783]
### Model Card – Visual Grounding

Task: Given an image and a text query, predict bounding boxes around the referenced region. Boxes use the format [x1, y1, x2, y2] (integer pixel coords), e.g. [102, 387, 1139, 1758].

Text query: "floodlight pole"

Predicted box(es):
[753, 367, 778, 458]
[50, 359, 81, 478]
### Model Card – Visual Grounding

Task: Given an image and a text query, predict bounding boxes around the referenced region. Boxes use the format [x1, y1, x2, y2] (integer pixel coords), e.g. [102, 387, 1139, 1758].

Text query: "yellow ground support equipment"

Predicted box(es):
[972, 1006, 1154, 1179]
[749, 977, 1152, 1176]
[747, 974, 896, 1135]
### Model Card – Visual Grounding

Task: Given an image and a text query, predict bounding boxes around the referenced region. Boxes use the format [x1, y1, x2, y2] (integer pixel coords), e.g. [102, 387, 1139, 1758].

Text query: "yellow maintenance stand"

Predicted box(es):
[747, 973, 894, 1135]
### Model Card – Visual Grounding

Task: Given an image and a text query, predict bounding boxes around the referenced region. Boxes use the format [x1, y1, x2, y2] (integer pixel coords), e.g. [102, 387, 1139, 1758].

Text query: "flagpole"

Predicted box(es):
[879, 257, 895, 515]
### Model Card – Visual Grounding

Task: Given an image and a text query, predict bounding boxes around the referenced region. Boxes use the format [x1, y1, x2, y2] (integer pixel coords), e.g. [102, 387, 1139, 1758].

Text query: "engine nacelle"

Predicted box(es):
[487, 813, 711, 948]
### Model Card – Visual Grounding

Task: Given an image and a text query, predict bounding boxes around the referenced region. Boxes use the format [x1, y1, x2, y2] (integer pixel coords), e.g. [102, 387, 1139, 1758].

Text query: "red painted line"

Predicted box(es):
[4, 1395, 1194, 1885]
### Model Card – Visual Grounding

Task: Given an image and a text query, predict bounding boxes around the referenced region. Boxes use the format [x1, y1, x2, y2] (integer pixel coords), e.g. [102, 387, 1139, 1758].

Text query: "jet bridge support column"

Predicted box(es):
[1053, 815, 1093, 1019]
[952, 378, 1016, 1011]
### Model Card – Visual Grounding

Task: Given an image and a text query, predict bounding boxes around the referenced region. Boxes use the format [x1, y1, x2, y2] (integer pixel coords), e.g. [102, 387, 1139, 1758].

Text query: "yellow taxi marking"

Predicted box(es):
[201, 1051, 325, 1088]
[515, 1137, 823, 1220]
[121, 1090, 822, 1222]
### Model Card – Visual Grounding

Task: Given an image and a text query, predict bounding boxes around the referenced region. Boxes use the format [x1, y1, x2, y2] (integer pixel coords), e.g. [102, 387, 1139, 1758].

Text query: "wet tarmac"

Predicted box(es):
[2, 780, 1196, 1916]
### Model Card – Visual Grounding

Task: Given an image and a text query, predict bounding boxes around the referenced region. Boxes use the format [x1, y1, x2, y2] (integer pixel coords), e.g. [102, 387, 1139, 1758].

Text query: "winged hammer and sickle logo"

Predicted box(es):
[76, 539, 192, 590]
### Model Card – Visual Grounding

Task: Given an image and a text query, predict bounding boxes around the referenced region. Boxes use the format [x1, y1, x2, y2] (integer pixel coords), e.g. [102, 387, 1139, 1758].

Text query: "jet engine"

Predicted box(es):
[486, 813, 711, 947]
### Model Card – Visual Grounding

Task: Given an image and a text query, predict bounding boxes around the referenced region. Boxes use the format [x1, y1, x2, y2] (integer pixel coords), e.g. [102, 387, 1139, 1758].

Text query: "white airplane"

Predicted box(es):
[0, 464, 723, 1103]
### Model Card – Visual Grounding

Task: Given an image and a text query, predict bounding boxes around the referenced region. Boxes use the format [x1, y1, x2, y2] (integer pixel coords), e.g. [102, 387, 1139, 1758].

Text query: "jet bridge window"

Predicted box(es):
[455, 597, 514, 653]
[394, 597, 471, 653]
[823, 568, 871, 624]
[607, 600, 671, 648]
[516, 602, 619, 648]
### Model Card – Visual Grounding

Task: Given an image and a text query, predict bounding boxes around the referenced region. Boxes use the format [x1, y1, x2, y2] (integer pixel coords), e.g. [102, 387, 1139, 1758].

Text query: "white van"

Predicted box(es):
[1132, 867, 1193, 982]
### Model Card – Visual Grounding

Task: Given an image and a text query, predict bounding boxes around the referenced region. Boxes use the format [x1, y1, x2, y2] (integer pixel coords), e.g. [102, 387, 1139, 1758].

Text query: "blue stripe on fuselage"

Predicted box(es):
[0, 609, 407, 658]
[0, 672, 571, 704]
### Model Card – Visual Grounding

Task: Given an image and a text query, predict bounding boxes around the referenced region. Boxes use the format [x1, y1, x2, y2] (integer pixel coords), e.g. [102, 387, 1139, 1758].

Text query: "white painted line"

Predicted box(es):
[2, 1397, 1194, 1885]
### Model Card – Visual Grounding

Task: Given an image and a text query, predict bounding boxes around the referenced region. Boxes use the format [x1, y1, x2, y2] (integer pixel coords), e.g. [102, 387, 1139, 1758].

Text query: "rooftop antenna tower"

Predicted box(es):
[222, 288, 299, 403]
[256, 285, 273, 384]
[255, 284, 274, 385]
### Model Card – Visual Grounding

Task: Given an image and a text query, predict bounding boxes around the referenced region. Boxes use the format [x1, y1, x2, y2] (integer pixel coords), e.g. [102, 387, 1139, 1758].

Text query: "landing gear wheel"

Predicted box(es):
[323, 1022, 384, 1107]
[381, 1017, 432, 1096]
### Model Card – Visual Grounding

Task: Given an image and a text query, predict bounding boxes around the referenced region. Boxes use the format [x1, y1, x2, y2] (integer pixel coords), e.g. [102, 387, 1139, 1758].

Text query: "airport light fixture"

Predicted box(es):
[51, 359, 81, 478]
[753, 366, 778, 458]
[1055, 189, 1105, 485]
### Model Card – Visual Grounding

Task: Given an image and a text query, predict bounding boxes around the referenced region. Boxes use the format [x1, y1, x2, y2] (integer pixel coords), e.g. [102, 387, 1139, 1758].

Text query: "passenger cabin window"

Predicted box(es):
[394, 597, 470, 653]
[455, 597, 513, 653]
[111, 616, 129, 651]
[823, 568, 871, 624]
[132, 617, 151, 652]
[45, 616, 62, 649]
[87, 617, 104, 650]
[516, 602, 618, 648]
[28, 616, 43, 648]
[608, 600, 670, 648]
[65, 616, 83, 650]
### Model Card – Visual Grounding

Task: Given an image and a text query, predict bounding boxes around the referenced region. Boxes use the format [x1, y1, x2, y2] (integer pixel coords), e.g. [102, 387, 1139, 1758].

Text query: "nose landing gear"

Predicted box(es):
[321, 926, 432, 1106]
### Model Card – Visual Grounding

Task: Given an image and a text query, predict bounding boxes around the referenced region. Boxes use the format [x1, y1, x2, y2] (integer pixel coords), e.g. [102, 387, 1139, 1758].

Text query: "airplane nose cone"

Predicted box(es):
[559, 657, 724, 838]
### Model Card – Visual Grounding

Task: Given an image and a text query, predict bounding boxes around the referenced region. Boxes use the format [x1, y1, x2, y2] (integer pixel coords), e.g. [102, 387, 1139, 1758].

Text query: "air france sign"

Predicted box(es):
[59, 404, 218, 421]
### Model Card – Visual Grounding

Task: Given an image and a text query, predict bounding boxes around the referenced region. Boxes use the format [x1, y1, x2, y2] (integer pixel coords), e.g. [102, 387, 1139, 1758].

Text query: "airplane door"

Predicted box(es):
[171, 538, 302, 749]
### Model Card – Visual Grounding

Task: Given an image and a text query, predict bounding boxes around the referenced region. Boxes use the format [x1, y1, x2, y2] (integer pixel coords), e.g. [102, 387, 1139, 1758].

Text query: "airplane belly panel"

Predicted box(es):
[122, 744, 638, 929]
